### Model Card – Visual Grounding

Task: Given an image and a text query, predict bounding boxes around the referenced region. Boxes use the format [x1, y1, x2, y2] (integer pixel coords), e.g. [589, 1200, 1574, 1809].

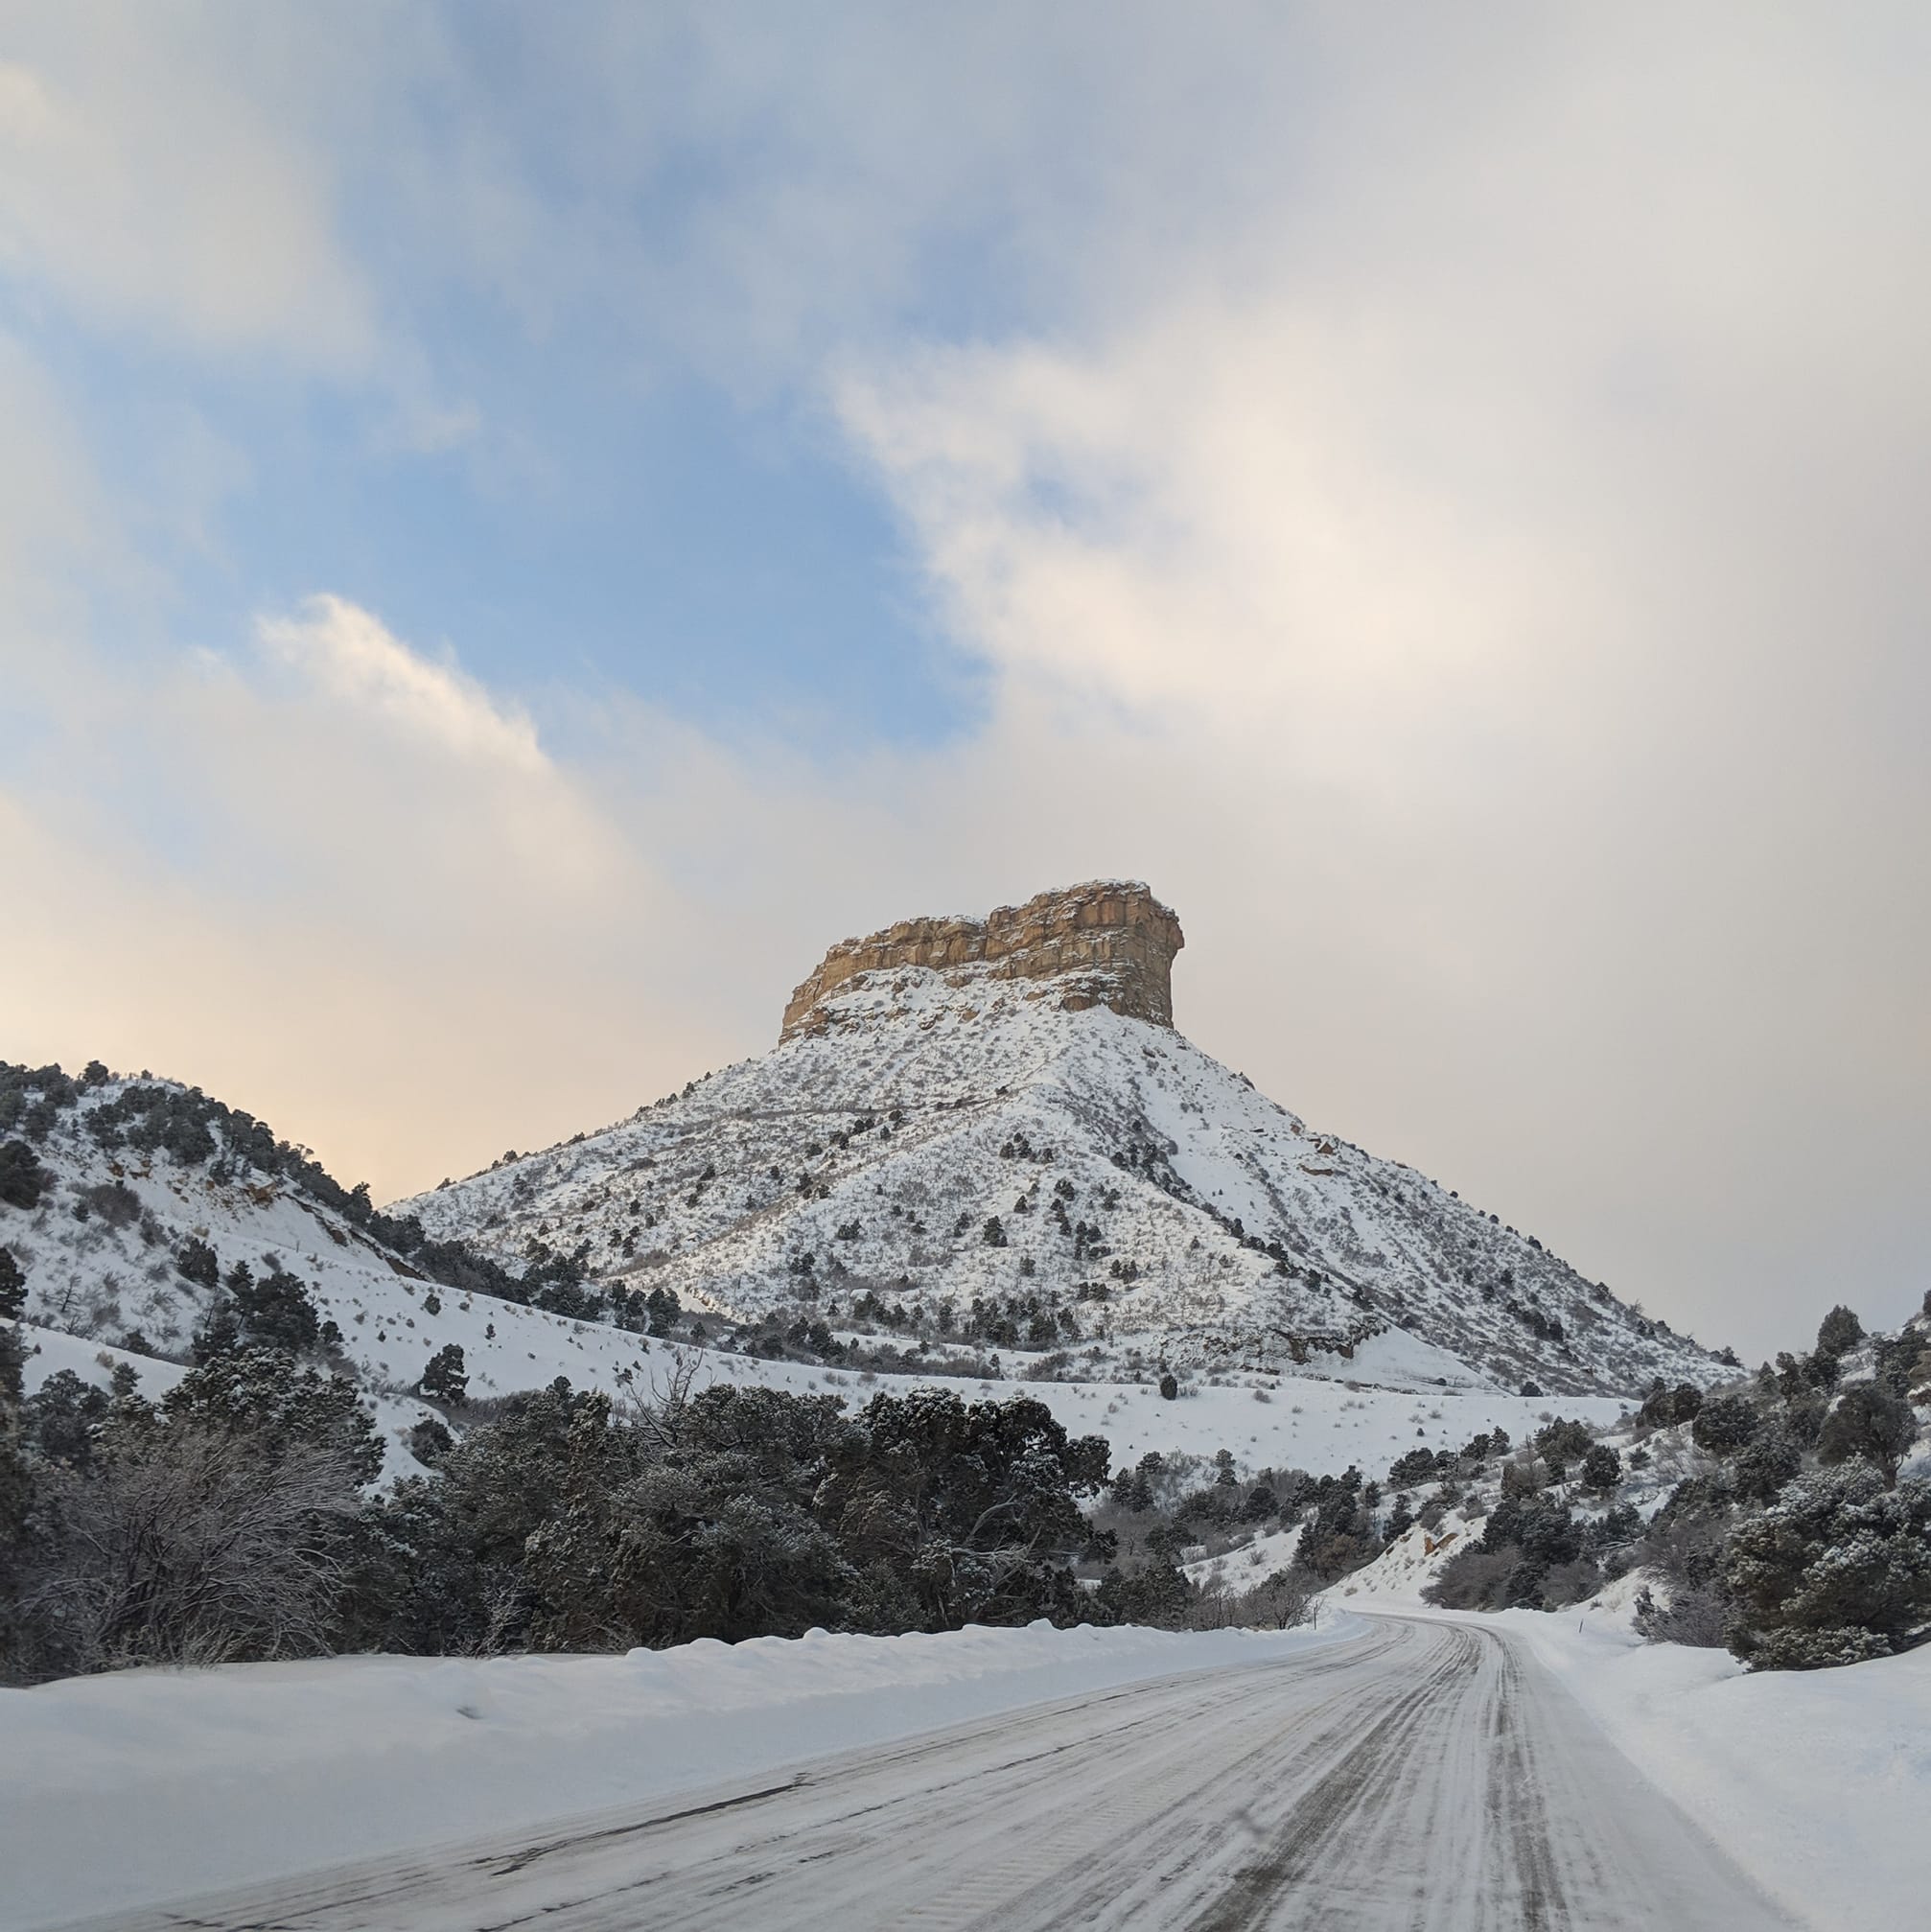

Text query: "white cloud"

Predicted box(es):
[0, 22, 372, 366]
[255, 596, 546, 777]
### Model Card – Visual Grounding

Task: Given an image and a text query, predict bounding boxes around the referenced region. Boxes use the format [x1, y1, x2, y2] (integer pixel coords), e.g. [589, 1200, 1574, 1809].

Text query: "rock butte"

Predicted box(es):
[780, 881, 1184, 1042]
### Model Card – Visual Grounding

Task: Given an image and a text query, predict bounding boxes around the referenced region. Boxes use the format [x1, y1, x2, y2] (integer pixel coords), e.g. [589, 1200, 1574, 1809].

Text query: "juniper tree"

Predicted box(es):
[1690, 1390, 1761, 1455]
[1814, 1304, 1865, 1360]
[1816, 1384, 1916, 1485]
[174, 1237, 220, 1290]
[1580, 1443, 1622, 1496]
[1722, 1465, 1931, 1669]
[419, 1344, 469, 1406]
[0, 1141, 46, 1210]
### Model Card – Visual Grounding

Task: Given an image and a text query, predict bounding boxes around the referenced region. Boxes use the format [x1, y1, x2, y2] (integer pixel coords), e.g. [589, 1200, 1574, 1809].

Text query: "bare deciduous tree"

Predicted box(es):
[15, 1430, 358, 1677]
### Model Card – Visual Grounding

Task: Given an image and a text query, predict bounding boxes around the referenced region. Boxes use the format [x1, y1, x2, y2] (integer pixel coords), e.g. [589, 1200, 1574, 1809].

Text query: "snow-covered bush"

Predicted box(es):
[1721, 1465, 1931, 1670]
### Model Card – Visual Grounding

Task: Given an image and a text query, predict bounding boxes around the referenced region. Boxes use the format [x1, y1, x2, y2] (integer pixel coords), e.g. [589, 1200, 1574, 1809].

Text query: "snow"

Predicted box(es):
[395, 975, 1724, 1397]
[0, 1619, 1354, 1930]
[1311, 1550, 1931, 1932]
[1323, 1511, 1485, 1602]
[1507, 1599, 1931, 1932]
[1182, 1521, 1303, 1587]
[7, 1106, 1633, 1487]
[12, 1323, 188, 1399]
[7, 995, 1713, 1495]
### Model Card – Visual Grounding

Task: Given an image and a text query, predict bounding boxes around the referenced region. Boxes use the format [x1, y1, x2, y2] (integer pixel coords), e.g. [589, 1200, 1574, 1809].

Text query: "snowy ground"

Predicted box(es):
[12, 1315, 1625, 1484]
[1181, 1521, 1304, 1588]
[1314, 1530, 1931, 1932]
[1502, 1590, 1930, 1932]
[8, 1586, 1914, 1930]
[5, 1618, 1792, 1932]
[0, 1620, 1348, 1930]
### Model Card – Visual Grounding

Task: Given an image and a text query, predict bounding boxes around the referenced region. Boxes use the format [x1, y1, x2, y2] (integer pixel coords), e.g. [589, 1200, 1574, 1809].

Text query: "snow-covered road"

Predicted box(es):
[56, 1618, 1789, 1931]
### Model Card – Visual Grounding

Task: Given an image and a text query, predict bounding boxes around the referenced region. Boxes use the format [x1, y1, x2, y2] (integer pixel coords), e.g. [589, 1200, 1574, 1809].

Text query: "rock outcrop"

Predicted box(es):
[780, 880, 1184, 1041]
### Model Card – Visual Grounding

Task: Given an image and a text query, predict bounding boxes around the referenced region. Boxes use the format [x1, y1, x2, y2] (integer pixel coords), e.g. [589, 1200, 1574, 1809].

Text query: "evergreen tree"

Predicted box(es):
[190, 1295, 244, 1364]
[1814, 1304, 1865, 1359]
[419, 1344, 469, 1406]
[231, 1264, 322, 1355]
[0, 1247, 25, 1321]
[1690, 1390, 1761, 1455]
[1723, 1466, 1931, 1669]
[0, 1141, 46, 1210]
[174, 1237, 220, 1290]
[1817, 1384, 1916, 1484]
[1732, 1424, 1803, 1503]
[1579, 1443, 1622, 1496]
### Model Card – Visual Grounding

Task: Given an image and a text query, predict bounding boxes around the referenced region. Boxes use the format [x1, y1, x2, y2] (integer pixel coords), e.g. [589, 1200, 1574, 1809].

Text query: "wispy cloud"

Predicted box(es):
[256, 596, 546, 777]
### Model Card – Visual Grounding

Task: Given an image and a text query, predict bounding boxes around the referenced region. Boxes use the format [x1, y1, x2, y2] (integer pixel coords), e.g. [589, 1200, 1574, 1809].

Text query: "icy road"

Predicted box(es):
[64, 1618, 1789, 1932]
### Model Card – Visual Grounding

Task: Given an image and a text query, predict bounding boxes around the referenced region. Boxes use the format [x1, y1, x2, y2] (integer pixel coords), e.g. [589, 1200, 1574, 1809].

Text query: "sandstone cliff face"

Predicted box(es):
[780, 880, 1184, 1041]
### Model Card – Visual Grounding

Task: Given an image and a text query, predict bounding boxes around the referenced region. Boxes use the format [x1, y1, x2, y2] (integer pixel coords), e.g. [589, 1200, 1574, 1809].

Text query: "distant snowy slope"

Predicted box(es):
[0, 1061, 1626, 1482]
[401, 968, 1724, 1397]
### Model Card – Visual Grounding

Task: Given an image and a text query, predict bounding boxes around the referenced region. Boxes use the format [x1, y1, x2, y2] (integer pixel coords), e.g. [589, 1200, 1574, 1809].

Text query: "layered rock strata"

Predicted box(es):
[780, 880, 1184, 1041]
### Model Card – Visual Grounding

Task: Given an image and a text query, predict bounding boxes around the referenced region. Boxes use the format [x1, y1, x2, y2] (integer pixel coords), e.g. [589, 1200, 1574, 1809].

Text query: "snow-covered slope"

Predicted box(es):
[400, 967, 1725, 1398]
[0, 1062, 1626, 1482]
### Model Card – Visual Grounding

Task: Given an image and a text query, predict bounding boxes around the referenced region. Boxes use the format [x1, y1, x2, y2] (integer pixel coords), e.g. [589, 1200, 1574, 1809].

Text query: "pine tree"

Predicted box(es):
[1815, 1304, 1865, 1359]
[419, 1344, 469, 1406]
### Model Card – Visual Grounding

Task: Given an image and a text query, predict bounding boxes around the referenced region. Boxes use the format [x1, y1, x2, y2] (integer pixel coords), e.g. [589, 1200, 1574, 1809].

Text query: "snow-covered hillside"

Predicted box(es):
[0, 1060, 1627, 1482]
[400, 965, 1725, 1398]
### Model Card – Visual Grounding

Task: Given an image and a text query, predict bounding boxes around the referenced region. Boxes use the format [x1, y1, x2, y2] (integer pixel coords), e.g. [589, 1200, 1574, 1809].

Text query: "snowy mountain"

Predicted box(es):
[398, 882, 1726, 1400]
[0, 1061, 1626, 1488]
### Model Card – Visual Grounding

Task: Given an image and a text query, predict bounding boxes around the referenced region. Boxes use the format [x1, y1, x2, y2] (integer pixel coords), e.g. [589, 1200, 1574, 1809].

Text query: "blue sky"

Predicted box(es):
[1, 144, 965, 760]
[3, 4, 1929, 1362]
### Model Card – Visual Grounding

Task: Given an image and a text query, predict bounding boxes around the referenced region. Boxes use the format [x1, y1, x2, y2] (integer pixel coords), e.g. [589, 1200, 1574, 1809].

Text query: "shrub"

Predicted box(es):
[1690, 1390, 1761, 1455]
[1539, 1556, 1604, 1609]
[1638, 1380, 1704, 1429]
[79, 1182, 142, 1229]
[1722, 1466, 1931, 1669]
[15, 1429, 360, 1676]
[0, 1142, 47, 1210]
[1816, 1384, 1916, 1485]
[1423, 1545, 1516, 1610]
[1633, 1582, 1728, 1647]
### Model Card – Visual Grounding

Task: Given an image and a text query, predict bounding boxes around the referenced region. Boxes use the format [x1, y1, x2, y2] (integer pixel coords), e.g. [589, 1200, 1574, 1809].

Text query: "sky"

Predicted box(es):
[3, 3, 1927, 1364]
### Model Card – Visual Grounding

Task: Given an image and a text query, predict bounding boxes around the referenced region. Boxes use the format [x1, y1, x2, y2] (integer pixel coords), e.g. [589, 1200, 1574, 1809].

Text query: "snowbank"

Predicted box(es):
[1501, 1600, 1931, 1932]
[1327, 1571, 1927, 1932]
[12, 1324, 188, 1399]
[0, 1618, 1351, 1930]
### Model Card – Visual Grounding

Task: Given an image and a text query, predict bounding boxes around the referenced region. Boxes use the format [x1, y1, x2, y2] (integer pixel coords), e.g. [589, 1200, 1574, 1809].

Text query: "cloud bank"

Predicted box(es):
[3, 6, 1927, 1361]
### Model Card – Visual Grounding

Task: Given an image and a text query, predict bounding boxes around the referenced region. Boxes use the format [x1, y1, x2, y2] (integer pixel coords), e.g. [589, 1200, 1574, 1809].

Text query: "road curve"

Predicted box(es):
[61, 1617, 1792, 1931]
